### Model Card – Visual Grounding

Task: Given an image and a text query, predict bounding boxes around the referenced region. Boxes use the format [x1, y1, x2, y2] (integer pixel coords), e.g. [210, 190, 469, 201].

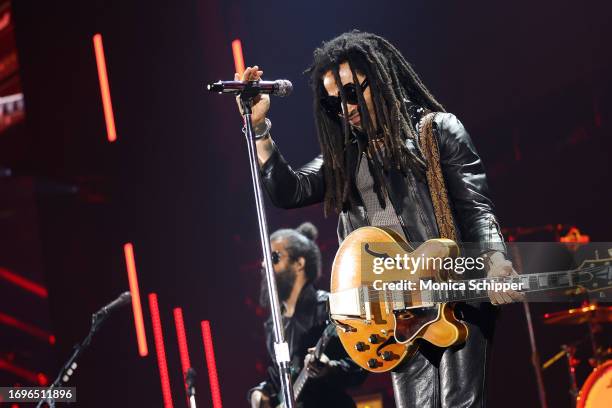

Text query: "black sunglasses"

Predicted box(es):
[320, 78, 369, 116]
[271, 251, 282, 265]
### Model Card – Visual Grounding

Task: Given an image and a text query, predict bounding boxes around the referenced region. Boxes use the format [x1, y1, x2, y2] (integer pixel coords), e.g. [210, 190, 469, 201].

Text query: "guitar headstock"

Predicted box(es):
[577, 257, 612, 300]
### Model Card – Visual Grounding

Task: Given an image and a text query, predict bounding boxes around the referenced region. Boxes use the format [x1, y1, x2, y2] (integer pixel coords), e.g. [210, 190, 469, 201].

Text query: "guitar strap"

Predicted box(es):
[417, 112, 459, 242]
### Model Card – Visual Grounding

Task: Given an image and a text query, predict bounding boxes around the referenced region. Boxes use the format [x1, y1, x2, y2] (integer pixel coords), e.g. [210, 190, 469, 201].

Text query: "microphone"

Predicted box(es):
[206, 79, 293, 97]
[94, 291, 132, 317]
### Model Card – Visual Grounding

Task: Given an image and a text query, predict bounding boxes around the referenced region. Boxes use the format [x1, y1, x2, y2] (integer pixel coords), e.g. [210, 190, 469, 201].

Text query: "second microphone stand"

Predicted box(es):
[239, 93, 295, 408]
[36, 306, 114, 407]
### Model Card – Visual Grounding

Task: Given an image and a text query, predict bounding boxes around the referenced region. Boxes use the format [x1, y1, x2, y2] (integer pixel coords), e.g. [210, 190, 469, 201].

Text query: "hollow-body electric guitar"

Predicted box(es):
[329, 227, 612, 373]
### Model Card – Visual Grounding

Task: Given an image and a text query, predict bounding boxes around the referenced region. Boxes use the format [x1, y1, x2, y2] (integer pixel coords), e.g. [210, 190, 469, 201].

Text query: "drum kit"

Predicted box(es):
[502, 224, 611, 407]
[542, 302, 612, 407]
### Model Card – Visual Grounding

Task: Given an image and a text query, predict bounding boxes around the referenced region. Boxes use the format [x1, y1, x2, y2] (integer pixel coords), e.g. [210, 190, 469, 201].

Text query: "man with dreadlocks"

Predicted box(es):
[235, 31, 521, 407]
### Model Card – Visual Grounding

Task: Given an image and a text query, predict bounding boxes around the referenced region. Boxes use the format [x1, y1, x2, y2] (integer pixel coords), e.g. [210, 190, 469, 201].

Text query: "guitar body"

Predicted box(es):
[330, 227, 468, 373]
[395, 303, 467, 347]
[334, 304, 412, 373]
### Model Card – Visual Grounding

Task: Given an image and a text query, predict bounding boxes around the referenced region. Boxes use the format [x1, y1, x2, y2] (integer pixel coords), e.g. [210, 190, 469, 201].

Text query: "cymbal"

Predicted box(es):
[543, 304, 612, 325]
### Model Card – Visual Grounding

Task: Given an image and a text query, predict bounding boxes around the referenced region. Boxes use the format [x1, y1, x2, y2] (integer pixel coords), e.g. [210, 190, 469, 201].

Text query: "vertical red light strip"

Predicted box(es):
[201, 320, 222, 408]
[231, 39, 245, 76]
[149, 294, 174, 408]
[124, 243, 148, 357]
[173, 308, 191, 406]
[93, 33, 118, 142]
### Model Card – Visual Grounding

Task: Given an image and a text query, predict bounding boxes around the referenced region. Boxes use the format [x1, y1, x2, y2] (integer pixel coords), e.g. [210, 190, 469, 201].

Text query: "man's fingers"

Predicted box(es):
[241, 66, 251, 81]
[500, 265, 513, 277]
[243, 66, 264, 80]
[508, 290, 525, 302]
[238, 67, 264, 83]
[489, 291, 505, 305]
[489, 288, 524, 304]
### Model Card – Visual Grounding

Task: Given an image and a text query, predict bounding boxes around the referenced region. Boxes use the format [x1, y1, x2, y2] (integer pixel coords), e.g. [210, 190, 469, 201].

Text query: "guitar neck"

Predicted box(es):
[424, 268, 597, 303]
[369, 266, 606, 307]
[292, 367, 308, 401]
[290, 324, 335, 402]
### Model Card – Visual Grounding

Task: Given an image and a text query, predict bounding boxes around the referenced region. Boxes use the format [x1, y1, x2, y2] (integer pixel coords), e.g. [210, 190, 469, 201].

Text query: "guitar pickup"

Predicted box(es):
[329, 287, 367, 317]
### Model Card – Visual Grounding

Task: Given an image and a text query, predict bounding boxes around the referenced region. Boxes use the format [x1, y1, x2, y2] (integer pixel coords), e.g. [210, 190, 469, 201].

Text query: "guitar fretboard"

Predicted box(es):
[365, 265, 609, 306]
[424, 269, 586, 303]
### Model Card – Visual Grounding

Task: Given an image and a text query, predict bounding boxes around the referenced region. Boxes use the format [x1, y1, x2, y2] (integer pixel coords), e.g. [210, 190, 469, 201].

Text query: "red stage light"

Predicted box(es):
[0, 10, 10, 32]
[37, 372, 48, 386]
[93, 33, 118, 142]
[173, 308, 192, 404]
[201, 320, 223, 408]
[0, 358, 44, 384]
[124, 243, 148, 357]
[0, 268, 48, 298]
[149, 293, 174, 408]
[173, 307, 191, 375]
[232, 39, 245, 76]
[0, 312, 54, 344]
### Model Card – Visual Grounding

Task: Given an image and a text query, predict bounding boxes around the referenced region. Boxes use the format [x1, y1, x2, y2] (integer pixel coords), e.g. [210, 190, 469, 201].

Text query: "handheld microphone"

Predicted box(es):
[95, 291, 132, 317]
[207, 79, 293, 97]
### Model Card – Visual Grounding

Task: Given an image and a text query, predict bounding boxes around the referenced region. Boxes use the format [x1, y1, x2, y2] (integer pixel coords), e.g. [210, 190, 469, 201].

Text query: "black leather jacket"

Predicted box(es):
[249, 284, 366, 407]
[261, 112, 505, 257]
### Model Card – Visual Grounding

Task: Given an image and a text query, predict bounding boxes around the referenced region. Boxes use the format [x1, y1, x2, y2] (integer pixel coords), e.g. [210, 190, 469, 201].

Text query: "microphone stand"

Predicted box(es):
[239, 93, 295, 408]
[186, 367, 197, 408]
[36, 307, 115, 407]
[510, 243, 548, 408]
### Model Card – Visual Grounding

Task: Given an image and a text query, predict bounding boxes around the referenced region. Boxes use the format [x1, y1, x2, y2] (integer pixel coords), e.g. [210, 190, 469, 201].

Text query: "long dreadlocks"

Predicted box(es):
[306, 30, 446, 215]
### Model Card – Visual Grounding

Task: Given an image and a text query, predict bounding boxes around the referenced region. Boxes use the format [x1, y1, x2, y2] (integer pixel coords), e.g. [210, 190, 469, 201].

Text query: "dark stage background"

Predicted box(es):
[2, 0, 612, 406]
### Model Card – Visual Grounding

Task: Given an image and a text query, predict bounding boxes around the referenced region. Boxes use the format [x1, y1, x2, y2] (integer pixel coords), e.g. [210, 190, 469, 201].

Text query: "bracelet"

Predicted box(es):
[242, 118, 272, 140]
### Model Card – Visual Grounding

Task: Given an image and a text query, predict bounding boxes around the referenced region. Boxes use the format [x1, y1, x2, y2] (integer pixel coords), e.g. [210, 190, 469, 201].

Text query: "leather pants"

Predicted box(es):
[391, 303, 496, 408]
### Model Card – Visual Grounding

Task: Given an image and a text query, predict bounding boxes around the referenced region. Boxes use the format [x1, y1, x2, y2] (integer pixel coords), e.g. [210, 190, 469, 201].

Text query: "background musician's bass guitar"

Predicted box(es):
[329, 227, 612, 373]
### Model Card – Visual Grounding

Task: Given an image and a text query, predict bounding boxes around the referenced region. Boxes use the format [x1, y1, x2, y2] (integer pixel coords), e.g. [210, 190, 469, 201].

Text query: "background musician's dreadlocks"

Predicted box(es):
[306, 30, 446, 214]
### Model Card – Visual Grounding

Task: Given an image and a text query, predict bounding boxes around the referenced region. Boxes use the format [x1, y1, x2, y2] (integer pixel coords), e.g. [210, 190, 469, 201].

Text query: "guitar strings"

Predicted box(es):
[356, 264, 607, 302]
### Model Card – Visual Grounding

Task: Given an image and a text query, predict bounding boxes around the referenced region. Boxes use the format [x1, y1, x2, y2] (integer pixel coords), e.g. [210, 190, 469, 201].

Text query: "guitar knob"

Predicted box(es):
[367, 358, 378, 369]
[381, 351, 393, 361]
[368, 334, 379, 344]
[354, 342, 367, 352]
